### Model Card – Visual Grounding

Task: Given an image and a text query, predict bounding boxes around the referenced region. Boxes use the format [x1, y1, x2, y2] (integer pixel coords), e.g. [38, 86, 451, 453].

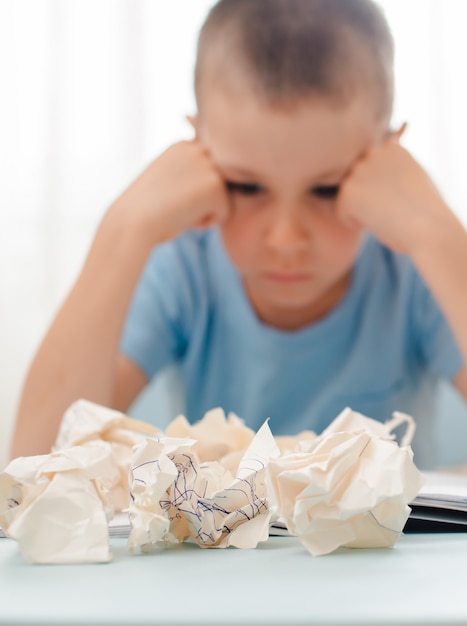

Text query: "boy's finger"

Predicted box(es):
[193, 198, 231, 229]
[336, 208, 361, 229]
[218, 194, 232, 223]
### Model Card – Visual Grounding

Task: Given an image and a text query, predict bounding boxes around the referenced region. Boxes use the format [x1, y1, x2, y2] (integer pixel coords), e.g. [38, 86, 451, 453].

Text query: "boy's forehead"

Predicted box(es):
[198, 89, 385, 179]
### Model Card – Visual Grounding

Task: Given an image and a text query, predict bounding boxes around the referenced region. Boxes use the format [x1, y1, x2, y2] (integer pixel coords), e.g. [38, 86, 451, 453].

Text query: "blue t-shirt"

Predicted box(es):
[120, 229, 464, 469]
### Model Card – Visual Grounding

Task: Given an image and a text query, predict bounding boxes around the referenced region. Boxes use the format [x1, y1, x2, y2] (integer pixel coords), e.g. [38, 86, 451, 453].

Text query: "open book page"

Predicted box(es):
[414, 471, 467, 509]
[108, 511, 131, 538]
[403, 470, 467, 532]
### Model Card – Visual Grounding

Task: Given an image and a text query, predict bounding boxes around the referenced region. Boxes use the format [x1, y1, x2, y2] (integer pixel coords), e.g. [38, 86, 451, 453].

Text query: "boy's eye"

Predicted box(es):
[226, 181, 264, 196]
[311, 184, 340, 199]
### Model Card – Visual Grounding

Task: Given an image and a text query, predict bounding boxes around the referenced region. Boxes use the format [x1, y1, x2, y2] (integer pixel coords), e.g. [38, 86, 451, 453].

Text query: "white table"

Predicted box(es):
[1, 533, 467, 625]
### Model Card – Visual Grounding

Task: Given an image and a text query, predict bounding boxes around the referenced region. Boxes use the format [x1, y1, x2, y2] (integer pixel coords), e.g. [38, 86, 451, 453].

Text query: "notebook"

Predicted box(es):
[404, 470, 467, 532]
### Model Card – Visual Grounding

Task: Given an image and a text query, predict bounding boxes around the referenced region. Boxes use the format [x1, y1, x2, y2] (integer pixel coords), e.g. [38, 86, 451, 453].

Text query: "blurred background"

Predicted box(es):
[1, 0, 467, 469]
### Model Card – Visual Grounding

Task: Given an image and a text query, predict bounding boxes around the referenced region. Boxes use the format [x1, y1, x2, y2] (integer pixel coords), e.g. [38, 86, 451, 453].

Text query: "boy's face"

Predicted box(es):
[196, 90, 386, 330]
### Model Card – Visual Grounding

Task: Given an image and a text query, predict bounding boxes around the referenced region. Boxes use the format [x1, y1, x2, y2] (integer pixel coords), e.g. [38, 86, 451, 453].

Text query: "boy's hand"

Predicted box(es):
[111, 140, 230, 244]
[336, 136, 453, 255]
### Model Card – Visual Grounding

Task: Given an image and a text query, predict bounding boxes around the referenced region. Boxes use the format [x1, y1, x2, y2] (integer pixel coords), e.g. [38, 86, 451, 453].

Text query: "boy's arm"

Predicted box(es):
[337, 139, 467, 399]
[10, 209, 159, 458]
[410, 220, 467, 398]
[454, 368, 467, 398]
[11, 211, 149, 457]
[10, 141, 229, 458]
[113, 354, 149, 412]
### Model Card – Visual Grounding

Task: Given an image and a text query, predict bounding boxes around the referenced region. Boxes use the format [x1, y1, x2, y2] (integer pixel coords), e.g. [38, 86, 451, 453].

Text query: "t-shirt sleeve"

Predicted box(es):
[119, 236, 198, 380]
[411, 270, 465, 381]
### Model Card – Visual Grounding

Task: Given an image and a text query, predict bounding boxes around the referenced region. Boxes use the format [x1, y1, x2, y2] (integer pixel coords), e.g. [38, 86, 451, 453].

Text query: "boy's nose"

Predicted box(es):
[264, 211, 310, 254]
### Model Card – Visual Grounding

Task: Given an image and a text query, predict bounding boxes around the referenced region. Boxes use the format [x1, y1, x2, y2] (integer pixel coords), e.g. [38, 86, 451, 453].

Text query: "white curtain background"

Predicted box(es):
[1, 0, 467, 468]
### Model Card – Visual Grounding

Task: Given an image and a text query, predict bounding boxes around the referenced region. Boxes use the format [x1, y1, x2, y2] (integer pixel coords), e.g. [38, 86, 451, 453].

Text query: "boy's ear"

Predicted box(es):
[185, 114, 199, 138]
[387, 122, 407, 142]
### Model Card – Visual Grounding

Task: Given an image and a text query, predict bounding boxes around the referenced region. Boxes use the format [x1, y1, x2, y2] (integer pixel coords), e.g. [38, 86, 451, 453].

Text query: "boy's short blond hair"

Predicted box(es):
[195, 0, 394, 122]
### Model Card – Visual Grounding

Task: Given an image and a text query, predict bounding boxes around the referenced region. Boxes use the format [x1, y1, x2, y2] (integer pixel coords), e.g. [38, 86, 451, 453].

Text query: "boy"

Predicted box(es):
[11, 0, 467, 468]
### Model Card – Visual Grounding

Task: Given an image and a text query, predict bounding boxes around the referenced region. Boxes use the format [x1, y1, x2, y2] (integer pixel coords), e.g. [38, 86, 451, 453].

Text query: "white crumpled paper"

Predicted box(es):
[165, 407, 256, 473]
[0, 399, 161, 563]
[55, 399, 160, 510]
[275, 430, 317, 455]
[0, 443, 116, 563]
[129, 415, 280, 551]
[1, 401, 426, 562]
[268, 407, 425, 556]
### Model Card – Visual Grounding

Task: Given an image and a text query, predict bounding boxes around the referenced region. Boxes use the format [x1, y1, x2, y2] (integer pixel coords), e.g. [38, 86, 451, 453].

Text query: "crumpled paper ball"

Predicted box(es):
[268, 407, 425, 556]
[128, 419, 280, 551]
[165, 407, 256, 472]
[274, 430, 317, 455]
[0, 443, 117, 563]
[54, 399, 161, 510]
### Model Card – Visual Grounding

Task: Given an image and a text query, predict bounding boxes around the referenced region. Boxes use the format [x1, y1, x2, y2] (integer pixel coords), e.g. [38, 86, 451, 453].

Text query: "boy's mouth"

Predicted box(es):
[263, 271, 313, 284]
